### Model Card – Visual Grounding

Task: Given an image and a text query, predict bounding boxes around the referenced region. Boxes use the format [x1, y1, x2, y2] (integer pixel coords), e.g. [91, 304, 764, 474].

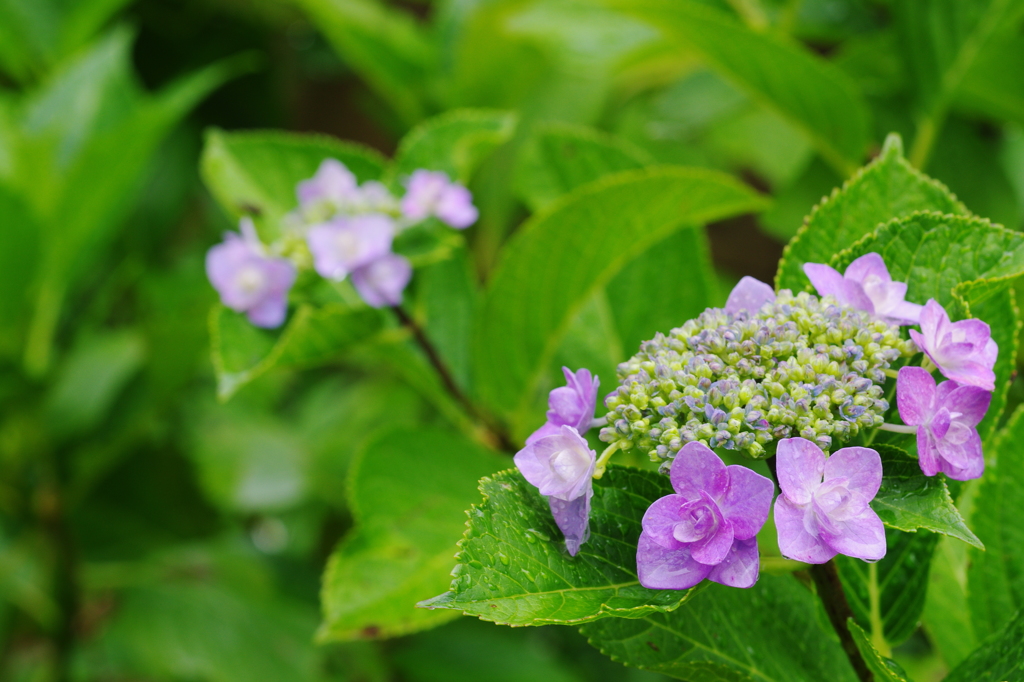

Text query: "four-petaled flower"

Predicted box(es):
[205, 218, 297, 328]
[307, 214, 394, 281]
[526, 367, 600, 445]
[774, 438, 885, 564]
[514, 425, 597, 555]
[724, 276, 776, 316]
[350, 253, 413, 308]
[909, 299, 998, 391]
[804, 253, 923, 325]
[637, 441, 773, 590]
[896, 367, 991, 481]
[401, 170, 478, 229]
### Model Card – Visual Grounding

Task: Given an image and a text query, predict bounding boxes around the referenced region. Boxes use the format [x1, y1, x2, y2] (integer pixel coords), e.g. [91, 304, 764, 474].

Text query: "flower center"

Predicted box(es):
[549, 446, 590, 484]
[673, 496, 720, 543]
[236, 265, 266, 295]
[334, 230, 361, 261]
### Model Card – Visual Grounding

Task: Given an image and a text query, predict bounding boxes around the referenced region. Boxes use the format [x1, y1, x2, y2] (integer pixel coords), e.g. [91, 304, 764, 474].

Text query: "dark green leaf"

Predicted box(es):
[923, 536, 978, 668]
[944, 609, 1024, 682]
[847, 620, 911, 682]
[415, 246, 479, 392]
[579, 575, 858, 682]
[389, 108, 516, 184]
[319, 428, 506, 641]
[419, 465, 700, 626]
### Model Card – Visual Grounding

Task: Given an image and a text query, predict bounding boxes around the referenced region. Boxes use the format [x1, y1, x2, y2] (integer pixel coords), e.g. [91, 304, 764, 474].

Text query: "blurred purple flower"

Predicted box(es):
[205, 218, 296, 328]
[774, 438, 885, 564]
[724, 276, 775, 315]
[637, 441, 773, 590]
[297, 159, 359, 209]
[804, 252, 922, 325]
[526, 368, 600, 445]
[514, 425, 597, 555]
[909, 299, 998, 391]
[351, 253, 412, 308]
[401, 170, 478, 229]
[306, 214, 395, 281]
[897, 366, 991, 481]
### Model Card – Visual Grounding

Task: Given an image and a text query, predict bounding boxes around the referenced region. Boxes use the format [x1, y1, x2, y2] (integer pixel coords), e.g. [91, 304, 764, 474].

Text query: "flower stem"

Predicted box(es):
[882, 368, 899, 379]
[921, 356, 937, 373]
[592, 442, 620, 479]
[877, 423, 917, 434]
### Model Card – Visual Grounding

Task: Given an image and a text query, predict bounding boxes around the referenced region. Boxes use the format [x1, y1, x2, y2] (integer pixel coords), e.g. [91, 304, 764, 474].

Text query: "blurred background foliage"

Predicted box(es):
[1, 0, 1023, 680]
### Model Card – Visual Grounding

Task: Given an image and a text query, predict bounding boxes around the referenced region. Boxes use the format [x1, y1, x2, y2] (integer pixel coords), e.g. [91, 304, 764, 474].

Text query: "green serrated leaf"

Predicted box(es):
[389, 108, 517, 184]
[420, 465, 700, 626]
[776, 133, 967, 292]
[209, 303, 384, 400]
[869, 445, 982, 548]
[944, 609, 1024, 682]
[318, 428, 506, 642]
[847, 620, 912, 682]
[473, 166, 768, 426]
[607, 0, 870, 175]
[200, 128, 386, 240]
[579, 575, 858, 682]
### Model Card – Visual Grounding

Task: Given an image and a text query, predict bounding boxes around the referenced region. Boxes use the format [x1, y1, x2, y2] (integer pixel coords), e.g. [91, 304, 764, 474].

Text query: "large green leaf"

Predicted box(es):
[776, 133, 967, 292]
[319, 428, 506, 641]
[870, 445, 981, 547]
[923, 535, 978, 668]
[209, 303, 385, 400]
[473, 166, 768, 425]
[956, 33, 1024, 128]
[200, 128, 387, 240]
[944, 609, 1024, 682]
[847, 620, 912, 682]
[968, 406, 1024, 640]
[419, 465, 700, 626]
[579, 575, 858, 682]
[608, 0, 870, 175]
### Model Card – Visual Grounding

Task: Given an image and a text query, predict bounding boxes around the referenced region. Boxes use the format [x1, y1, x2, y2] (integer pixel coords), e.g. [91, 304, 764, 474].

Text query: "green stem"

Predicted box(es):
[867, 562, 891, 658]
[908, 115, 941, 170]
[593, 442, 620, 479]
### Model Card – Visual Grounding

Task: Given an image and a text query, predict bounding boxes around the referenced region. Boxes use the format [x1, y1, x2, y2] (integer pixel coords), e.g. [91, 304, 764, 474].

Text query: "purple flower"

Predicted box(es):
[400, 170, 478, 229]
[896, 366, 991, 481]
[526, 368, 600, 445]
[804, 253, 922, 325]
[637, 441, 773, 590]
[774, 438, 885, 564]
[909, 299, 998, 391]
[297, 159, 359, 209]
[205, 218, 296, 328]
[351, 253, 412, 308]
[306, 214, 395, 281]
[724, 276, 776, 315]
[514, 425, 597, 555]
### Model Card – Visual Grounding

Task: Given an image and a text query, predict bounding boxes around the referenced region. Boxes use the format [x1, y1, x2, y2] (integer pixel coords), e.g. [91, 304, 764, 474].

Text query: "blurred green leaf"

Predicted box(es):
[579, 575, 858, 682]
[319, 428, 506, 641]
[0, 186, 39, 355]
[923, 535, 977, 668]
[420, 466, 700, 626]
[847, 620, 912, 682]
[759, 157, 841, 242]
[416, 245, 479, 390]
[610, 0, 870, 175]
[944, 609, 1024, 682]
[0, 534, 57, 629]
[473, 166, 768, 426]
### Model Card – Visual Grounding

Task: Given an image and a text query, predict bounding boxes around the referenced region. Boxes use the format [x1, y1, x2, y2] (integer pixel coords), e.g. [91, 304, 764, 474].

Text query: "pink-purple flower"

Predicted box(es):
[896, 367, 991, 481]
[804, 253, 922, 325]
[637, 442, 773, 590]
[724, 276, 776, 315]
[350, 253, 412, 308]
[205, 218, 297, 328]
[909, 299, 998, 391]
[297, 158, 359, 210]
[514, 425, 597, 555]
[774, 438, 885, 564]
[401, 170, 478, 229]
[306, 214, 395, 281]
[526, 368, 600, 445]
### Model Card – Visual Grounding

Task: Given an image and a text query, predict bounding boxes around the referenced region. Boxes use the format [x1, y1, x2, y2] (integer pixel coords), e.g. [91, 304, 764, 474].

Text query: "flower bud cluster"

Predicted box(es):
[600, 290, 916, 461]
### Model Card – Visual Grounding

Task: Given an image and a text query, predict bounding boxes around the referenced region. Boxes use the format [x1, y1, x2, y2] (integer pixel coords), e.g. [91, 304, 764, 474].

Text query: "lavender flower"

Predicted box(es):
[297, 159, 359, 214]
[205, 218, 297, 328]
[401, 170, 478, 229]
[804, 253, 922, 325]
[514, 425, 597, 555]
[526, 368, 600, 445]
[351, 253, 412, 308]
[724, 276, 775, 316]
[896, 367, 991, 481]
[637, 442, 773, 590]
[774, 437, 885, 564]
[306, 214, 395, 281]
[909, 299, 998, 391]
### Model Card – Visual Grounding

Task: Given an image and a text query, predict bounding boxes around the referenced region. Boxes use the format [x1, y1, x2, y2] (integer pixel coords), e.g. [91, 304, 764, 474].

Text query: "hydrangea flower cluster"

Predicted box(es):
[514, 252, 999, 592]
[206, 160, 477, 327]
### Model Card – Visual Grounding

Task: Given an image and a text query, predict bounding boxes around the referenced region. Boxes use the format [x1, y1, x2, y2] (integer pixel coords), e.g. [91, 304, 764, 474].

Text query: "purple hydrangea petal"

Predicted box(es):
[944, 384, 992, 426]
[819, 506, 886, 562]
[823, 446, 882, 504]
[641, 494, 689, 550]
[774, 495, 837, 564]
[776, 437, 826, 505]
[933, 424, 985, 481]
[843, 253, 923, 323]
[805, 263, 875, 313]
[436, 183, 478, 229]
[636, 532, 713, 590]
[687, 495, 734, 566]
[513, 425, 595, 501]
[917, 429, 942, 477]
[298, 159, 358, 207]
[549, 490, 592, 556]
[246, 291, 289, 328]
[719, 465, 774, 541]
[307, 214, 394, 281]
[670, 441, 729, 501]
[724, 276, 776, 315]
[524, 421, 561, 446]
[897, 366, 936, 427]
[351, 253, 412, 308]
[912, 300, 997, 390]
[843, 253, 891, 285]
[401, 170, 478, 228]
[552, 367, 600, 433]
[707, 537, 760, 588]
